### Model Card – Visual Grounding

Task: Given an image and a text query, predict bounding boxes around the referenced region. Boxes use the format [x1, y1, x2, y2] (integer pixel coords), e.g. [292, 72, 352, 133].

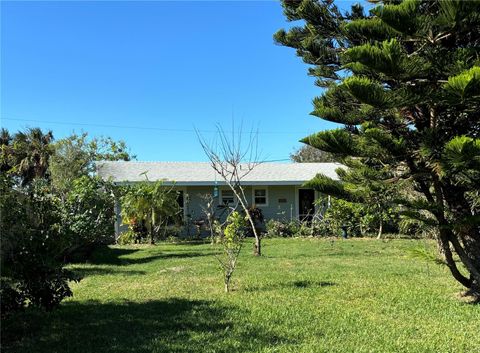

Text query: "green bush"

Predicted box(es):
[120, 181, 181, 244]
[224, 212, 247, 241]
[265, 217, 343, 238]
[61, 176, 116, 258]
[0, 178, 78, 316]
[265, 219, 295, 237]
[117, 230, 140, 245]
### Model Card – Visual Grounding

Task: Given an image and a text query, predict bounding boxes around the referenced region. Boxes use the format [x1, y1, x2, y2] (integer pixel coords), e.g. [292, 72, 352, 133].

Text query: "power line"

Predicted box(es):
[1, 117, 310, 136]
[0, 117, 296, 162]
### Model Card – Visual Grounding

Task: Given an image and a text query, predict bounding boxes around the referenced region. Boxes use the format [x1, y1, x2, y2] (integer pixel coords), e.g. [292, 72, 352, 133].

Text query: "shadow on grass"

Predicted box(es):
[71, 267, 147, 277]
[244, 280, 336, 292]
[86, 246, 214, 266]
[3, 298, 287, 353]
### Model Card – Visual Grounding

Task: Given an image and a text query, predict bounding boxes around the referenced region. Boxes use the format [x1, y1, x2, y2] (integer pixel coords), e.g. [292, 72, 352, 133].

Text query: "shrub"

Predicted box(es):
[266, 218, 338, 238]
[120, 181, 181, 244]
[217, 211, 247, 292]
[0, 281, 25, 319]
[61, 176, 116, 259]
[246, 206, 265, 237]
[265, 219, 295, 237]
[0, 178, 78, 316]
[117, 229, 140, 245]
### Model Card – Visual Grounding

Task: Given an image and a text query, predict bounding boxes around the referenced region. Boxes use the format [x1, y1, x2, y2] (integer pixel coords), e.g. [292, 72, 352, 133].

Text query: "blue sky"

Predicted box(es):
[2, 1, 361, 161]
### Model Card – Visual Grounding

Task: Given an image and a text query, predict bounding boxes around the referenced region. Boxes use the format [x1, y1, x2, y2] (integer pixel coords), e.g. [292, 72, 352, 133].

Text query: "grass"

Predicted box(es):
[3, 238, 480, 353]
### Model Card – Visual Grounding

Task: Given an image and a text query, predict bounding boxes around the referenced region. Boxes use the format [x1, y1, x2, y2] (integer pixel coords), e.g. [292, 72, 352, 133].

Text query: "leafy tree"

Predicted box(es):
[3, 128, 54, 185]
[121, 181, 181, 244]
[0, 128, 132, 315]
[61, 176, 116, 259]
[0, 128, 14, 173]
[291, 144, 336, 162]
[215, 211, 247, 293]
[49, 133, 134, 196]
[276, 0, 480, 297]
[333, 160, 401, 238]
[0, 177, 77, 315]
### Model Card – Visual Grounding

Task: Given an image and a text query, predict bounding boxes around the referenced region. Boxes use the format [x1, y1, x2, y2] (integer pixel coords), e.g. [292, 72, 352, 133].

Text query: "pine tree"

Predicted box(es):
[275, 0, 480, 298]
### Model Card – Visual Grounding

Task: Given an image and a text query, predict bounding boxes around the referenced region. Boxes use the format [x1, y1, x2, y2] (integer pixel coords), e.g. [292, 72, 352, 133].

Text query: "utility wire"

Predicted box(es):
[1, 117, 310, 136]
[1, 117, 295, 162]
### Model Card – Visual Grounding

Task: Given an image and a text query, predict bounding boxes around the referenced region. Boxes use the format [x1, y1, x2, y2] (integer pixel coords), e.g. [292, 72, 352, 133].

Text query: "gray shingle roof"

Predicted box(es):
[96, 161, 341, 186]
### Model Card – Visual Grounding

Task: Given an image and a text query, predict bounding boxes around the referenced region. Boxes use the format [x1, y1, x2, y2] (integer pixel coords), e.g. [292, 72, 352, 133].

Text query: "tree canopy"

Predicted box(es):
[290, 144, 336, 162]
[0, 128, 134, 316]
[276, 0, 480, 297]
[49, 132, 134, 195]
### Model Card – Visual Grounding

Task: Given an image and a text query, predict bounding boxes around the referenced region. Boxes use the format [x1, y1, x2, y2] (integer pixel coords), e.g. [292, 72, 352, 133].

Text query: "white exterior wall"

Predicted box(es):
[114, 184, 319, 240]
[184, 185, 304, 222]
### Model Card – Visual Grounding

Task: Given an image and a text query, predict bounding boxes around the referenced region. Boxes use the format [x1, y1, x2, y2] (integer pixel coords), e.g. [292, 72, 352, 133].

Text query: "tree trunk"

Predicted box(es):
[437, 229, 471, 288]
[244, 207, 261, 256]
[224, 272, 232, 293]
[469, 278, 480, 301]
[376, 218, 383, 239]
[254, 236, 261, 257]
[430, 181, 480, 300]
[150, 209, 155, 245]
[234, 189, 262, 256]
[444, 187, 480, 296]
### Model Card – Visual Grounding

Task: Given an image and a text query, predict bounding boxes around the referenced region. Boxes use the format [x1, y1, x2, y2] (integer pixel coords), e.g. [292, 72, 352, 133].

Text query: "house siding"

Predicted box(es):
[183, 185, 299, 222]
[114, 184, 317, 240]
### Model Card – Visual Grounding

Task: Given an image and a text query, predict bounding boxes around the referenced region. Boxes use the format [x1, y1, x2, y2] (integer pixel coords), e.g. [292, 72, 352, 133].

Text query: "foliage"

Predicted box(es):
[398, 207, 438, 239]
[61, 176, 116, 258]
[117, 229, 141, 245]
[245, 206, 265, 237]
[276, 0, 480, 295]
[265, 199, 399, 239]
[49, 132, 134, 196]
[265, 218, 327, 239]
[0, 177, 77, 316]
[0, 128, 54, 185]
[0, 128, 133, 316]
[290, 144, 336, 163]
[215, 211, 247, 292]
[265, 219, 297, 238]
[120, 181, 181, 244]
[321, 198, 399, 237]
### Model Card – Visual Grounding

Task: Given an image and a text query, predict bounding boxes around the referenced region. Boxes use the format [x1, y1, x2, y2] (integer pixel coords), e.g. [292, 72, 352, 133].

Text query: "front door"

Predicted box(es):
[298, 189, 315, 222]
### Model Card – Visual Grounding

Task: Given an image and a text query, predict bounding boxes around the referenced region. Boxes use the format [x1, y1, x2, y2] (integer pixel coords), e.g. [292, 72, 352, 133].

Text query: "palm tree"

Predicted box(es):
[121, 181, 180, 244]
[12, 128, 54, 185]
[0, 128, 13, 173]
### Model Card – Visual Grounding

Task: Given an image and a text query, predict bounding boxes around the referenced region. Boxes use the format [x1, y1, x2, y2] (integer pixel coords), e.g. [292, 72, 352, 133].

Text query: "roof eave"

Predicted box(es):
[111, 180, 309, 186]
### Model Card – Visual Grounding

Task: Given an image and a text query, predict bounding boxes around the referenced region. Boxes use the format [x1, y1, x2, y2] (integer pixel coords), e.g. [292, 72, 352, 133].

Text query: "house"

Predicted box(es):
[97, 161, 341, 238]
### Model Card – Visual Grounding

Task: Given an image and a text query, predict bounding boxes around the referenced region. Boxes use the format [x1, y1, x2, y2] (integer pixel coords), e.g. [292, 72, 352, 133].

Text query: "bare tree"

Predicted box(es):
[199, 193, 220, 244]
[197, 124, 263, 256]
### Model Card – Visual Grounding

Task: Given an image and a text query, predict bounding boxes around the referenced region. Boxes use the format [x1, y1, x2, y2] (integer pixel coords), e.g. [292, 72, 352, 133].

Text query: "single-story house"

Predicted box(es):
[97, 161, 340, 238]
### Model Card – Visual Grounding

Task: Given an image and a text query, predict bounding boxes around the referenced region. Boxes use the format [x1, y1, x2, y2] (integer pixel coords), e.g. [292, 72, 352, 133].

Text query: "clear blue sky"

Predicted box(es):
[2, 0, 361, 161]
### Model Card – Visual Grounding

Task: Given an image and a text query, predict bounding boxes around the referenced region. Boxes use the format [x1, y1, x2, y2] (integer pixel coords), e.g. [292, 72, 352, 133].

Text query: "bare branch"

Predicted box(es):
[197, 122, 264, 256]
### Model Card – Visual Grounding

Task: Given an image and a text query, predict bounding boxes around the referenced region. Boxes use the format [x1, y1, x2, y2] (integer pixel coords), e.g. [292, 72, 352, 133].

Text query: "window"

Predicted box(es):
[220, 189, 235, 205]
[253, 188, 268, 206]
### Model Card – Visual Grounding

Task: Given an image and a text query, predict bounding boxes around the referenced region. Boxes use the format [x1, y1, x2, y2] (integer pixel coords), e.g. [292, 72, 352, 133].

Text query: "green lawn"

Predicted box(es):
[4, 238, 480, 353]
